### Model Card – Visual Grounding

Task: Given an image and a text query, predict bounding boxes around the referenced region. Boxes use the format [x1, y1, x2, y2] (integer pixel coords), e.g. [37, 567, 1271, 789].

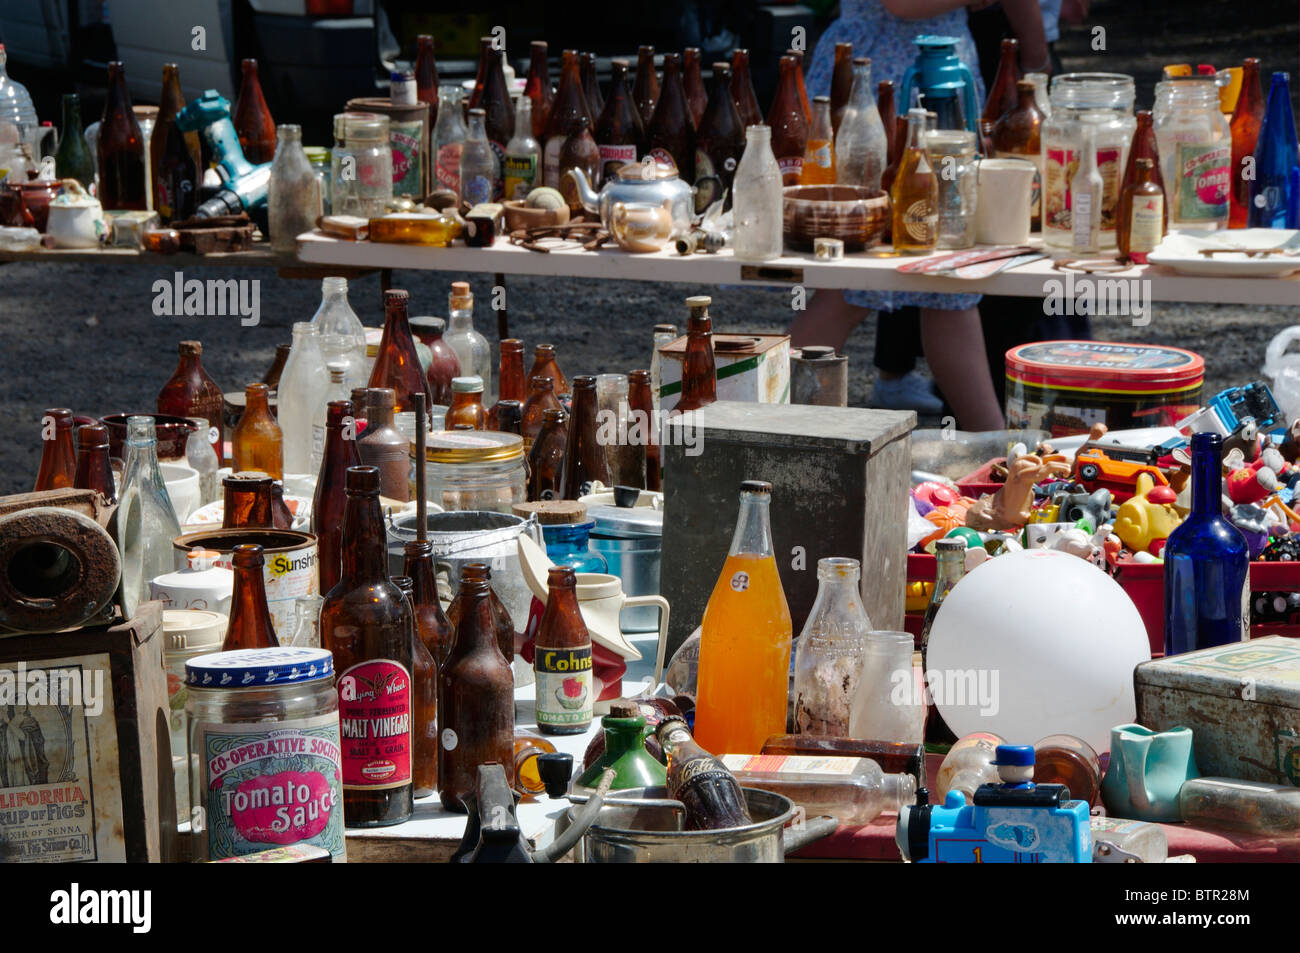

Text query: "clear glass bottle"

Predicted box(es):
[277, 322, 328, 475]
[433, 86, 467, 194]
[935, 732, 1005, 803]
[310, 276, 367, 392]
[1154, 79, 1230, 231]
[1070, 126, 1103, 252]
[650, 322, 676, 416]
[891, 108, 939, 253]
[924, 128, 977, 249]
[835, 58, 887, 190]
[331, 111, 392, 218]
[792, 558, 872, 736]
[186, 417, 219, 506]
[731, 124, 783, 261]
[848, 631, 924, 744]
[460, 107, 498, 206]
[267, 123, 321, 253]
[721, 754, 915, 825]
[504, 96, 540, 201]
[443, 281, 492, 402]
[117, 416, 182, 618]
[1178, 776, 1300, 834]
[310, 363, 350, 475]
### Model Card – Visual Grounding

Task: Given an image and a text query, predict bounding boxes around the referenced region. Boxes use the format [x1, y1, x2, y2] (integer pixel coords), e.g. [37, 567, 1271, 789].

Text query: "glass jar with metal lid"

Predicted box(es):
[1153, 79, 1231, 230]
[331, 112, 392, 218]
[1042, 73, 1137, 250]
[410, 429, 527, 513]
[185, 646, 345, 862]
[923, 128, 978, 249]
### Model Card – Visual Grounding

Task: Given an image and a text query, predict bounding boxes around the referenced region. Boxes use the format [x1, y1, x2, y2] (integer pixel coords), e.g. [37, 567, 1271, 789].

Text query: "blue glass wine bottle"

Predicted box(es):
[1163, 432, 1249, 656]
[1247, 72, 1300, 229]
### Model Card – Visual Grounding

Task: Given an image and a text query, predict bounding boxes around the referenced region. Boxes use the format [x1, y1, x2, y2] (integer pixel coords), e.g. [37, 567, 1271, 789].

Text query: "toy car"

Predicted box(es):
[1073, 445, 1169, 502]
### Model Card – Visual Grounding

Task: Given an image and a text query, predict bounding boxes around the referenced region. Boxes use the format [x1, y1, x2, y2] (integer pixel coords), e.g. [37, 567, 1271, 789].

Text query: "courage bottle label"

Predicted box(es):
[534, 646, 593, 728]
[337, 660, 412, 789]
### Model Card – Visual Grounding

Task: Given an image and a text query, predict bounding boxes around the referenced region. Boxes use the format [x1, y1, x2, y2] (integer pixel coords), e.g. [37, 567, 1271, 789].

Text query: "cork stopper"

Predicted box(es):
[609, 702, 639, 719]
[685, 295, 712, 310]
[450, 282, 473, 309]
[512, 500, 588, 524]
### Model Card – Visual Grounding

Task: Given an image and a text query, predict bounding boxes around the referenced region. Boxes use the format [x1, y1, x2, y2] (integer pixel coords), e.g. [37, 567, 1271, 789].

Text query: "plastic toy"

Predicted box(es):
[1055, 487, 1114, 531]
[896, 745, 1092, 863]
[1225, 457, 1279, 505]
[944, 527, 984, 549]
[1073, 445, 1168, 502]
[921, 501, 973, 547]
[1114, 474, 1183, 554]
[966, 454, 1071, 531]
[1178, 381, 1284, 437]
[913, 481, 961, 511]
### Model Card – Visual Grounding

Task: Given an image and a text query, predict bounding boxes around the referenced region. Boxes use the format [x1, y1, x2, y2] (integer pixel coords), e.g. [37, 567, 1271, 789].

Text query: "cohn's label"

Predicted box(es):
[337, 660, 412, 789]
[534, 646, 592, 729]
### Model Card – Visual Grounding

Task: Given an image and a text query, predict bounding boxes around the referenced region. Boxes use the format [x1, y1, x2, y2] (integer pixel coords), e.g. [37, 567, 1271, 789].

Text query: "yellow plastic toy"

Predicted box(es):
[1114, 473, 1184, 554]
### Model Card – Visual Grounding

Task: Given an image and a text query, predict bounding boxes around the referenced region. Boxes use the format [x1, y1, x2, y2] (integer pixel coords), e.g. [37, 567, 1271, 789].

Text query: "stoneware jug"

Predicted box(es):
[1101, 723, 1198, 822]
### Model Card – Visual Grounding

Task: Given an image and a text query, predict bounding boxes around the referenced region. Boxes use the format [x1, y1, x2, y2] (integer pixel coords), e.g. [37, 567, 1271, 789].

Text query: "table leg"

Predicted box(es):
[495, 271, 509, 340]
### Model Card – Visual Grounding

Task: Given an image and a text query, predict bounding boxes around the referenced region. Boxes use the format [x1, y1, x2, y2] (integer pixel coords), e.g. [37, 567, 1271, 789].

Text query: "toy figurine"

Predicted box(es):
[965, 454, 1071, 532]
[1229, 502, 1281, 558]
[1114, 474, 1183, 555]
[1224, 455, 1279, 505]
[1056, 487, 1114, 532]
[1278, 418, 1300, 465]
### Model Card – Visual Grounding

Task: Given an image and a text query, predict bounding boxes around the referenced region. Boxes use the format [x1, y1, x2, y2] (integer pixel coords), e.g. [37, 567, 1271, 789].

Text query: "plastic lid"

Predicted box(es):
[587, 502, 663, 538]
[186, 647, 333, 687]
[163, 609, 227, 652]
[512, 499, 587, 524]
[992, 744, 1036, 766]
[452, 376, 484, 393]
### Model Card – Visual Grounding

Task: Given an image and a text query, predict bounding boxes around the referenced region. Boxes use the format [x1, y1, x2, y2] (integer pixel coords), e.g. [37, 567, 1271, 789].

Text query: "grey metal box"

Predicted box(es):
[660, 401, 914, 661]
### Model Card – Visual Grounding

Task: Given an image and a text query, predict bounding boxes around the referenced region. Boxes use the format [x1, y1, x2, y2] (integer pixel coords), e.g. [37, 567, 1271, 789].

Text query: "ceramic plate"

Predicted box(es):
[1147, 228, 1300, 277]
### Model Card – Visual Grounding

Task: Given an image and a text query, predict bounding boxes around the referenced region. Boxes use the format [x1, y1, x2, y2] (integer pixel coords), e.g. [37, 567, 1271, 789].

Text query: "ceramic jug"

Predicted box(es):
[1101, 723, 1199, 822]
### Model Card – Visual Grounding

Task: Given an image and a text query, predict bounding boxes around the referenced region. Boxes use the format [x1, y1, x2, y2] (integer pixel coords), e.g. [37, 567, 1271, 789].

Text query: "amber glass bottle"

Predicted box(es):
[418, 317, 460, 407]
[263, 343, 292, 390]
[646, 53, 695, 179]
[356, 387, 409, 501]
[525, 41, 555, 139]
[495, 400, 523, 436]
[438, 572, 514, 813]
[674, 296, 718, 413]
[543, 50, 593, 189]
[1120, 110, 1167, 231]
[730, 49, 763, 129]
[157, 340, 224, 464]
[232, 383, 283, 479]
[415, 35, 439, 117]
[981, 38, 1020, 146]
[98, 62, 147, 210]
[788, 49, 813, 126]
[558, 115, 601, 212]
[470, 36, 491, 105]
[471, 44, 514, 174]
[271, 481, 293, 529]
[992, 80, 1045, 228]
[1117, 158, 1166, 265]
[830, 43, 855, 136]
[445, 377, 488, 430]
[628, 369, 659, 491]
[528, 407, 569, 501]
[488, 338, 526, 429]
[580, 52, 605, 120]
[595, 59, 646, 184]
[445, 563, 515, 664]
[521, 375, 564, 454]
[528, 343, 569, 398]
[682, 48, 707, 129]
[768, 55, 810, 186]
[394, 576, 438, 800]
[562, 376, 610, 499]
[890, 109, 938, 254]
[534, 566, 594, 735]
[222, 544, 280, 650]
[693, 62, 745, 213]
[313, 400, 359, 596]
[222, 472, 274, 528]
[1229, 58, 1265, 228]
[404, 540, 454, 663]
[633, 45, 660, 127]
[73, 424, 116, 503]
[33, 408, 77, 492]
[234, 59, 276, 163]
[369, 289, 433, 413]
[151, 64, 200, 222]
[877, 80, 897, 162]
[322, 466, 414, 827]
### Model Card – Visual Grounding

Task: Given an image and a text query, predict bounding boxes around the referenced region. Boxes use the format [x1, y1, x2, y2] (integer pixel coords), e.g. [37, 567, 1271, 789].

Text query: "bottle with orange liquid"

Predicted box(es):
[694, 480, 793, 756]
[799, 96, 835, 185]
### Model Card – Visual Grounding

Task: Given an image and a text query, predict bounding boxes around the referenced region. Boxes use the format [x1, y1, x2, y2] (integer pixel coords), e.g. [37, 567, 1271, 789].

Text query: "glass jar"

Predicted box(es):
[848, 631, 924, 744]
[411, 429, 527, 513]
[330, 112, 392, 219]
[539, 520, 608, 574]
[304, 146, 332, 214]
[186, 647, 345, 861]
[792, 557, 872, 736]
[923, 128, 977, 249]
[1042, 73, 1137, 250]
[1154, 79, 1231, 230]
[163, 608, 226, 821]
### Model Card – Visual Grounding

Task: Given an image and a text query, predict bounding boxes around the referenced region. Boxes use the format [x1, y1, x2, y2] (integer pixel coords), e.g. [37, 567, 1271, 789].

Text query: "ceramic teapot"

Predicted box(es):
[1100, 723, 1199, 822]
[567, 155, 694, 249]
[46, 178, 107, 248]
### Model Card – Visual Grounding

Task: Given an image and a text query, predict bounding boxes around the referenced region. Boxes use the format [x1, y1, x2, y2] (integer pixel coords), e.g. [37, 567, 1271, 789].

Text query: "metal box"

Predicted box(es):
[660, 401, 914, 661]
[1135, 636, 1300, 787]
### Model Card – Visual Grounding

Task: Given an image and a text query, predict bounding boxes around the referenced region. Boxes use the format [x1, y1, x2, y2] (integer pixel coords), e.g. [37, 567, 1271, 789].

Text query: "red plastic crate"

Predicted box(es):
[954, 458, 1004, 498]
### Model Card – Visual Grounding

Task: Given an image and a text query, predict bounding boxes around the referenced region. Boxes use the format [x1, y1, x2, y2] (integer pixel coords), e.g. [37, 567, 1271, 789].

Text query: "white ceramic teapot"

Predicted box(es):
[45, 177, 106, 248]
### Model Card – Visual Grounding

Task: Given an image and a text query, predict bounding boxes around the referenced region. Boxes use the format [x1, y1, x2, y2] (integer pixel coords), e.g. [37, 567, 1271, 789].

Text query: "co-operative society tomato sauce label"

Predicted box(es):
[336, 660, 412, 789]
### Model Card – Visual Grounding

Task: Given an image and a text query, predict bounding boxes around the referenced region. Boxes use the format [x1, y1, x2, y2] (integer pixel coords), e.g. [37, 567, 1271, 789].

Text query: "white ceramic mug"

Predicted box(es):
[975, 157, 1037, 245]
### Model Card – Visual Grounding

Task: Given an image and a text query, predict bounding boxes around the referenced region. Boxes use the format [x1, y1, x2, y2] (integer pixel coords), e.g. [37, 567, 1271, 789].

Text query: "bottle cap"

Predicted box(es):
[512, 499, 587, 524]
[935, 537, 967, 552]
[740, 480, 772, 495]
[186, 548, 223, 571]
[452, 376, 484, 393]
[685, 295, 712, 309]
[163, 609, 227, 653]
[383, 288, 409, 304]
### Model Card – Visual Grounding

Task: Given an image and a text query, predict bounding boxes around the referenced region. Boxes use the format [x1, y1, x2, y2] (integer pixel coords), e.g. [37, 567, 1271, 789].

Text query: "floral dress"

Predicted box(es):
[807, 0, 985, 313]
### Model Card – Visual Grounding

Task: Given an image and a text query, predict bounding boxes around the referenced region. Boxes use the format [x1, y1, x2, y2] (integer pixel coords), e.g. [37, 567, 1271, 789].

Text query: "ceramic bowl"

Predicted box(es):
[782, 185, 888, 251]
[502, 200, 570, 231]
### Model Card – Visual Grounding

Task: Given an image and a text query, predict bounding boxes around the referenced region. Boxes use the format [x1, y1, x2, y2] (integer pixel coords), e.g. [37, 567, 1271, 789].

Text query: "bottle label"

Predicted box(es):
[504, 152, 538, 200]
[676, 756, 733, 787]
[1072, 190, 1095, 249]
[336, 660, 412, 790]
[694, 150, 722, 212]
[599, 142, 638, 185]
[197, 714, 346, 861]
[435, 143, 462, 192]
[1043, 145, 1122, 239]
[489, 140, 508, 201]
[389, 120, 424, 196]
[777, 155, 804, 180]
[534, 645, 593, 727]
[809, 142, 832, 169]
[463, 173, 493, 206]
[648, 147, 678, 171]
[1129, 194, 1164, 253]
[721, 754, 858, 775]
[900, 199, 938, 243]
[1174, 142, 1230, 221]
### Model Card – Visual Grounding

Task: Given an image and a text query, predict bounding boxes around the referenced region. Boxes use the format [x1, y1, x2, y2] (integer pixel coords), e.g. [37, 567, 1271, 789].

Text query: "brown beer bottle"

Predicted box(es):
[558, 114, 601, 212]
[322, 466, 415, 827]
[562, 376, 610, 499]
[151, 64, 200, 222]
[682, 48, 707, 129]
[594, 59, 646, 185]
[445, 377, 488, 430]
[1120, 110, 1167, 229]
[394, 576, 438, 800]
[233, 59, 276, 164]
[419, 317, 461, 406]
[528, 343, 569, 399]
[313, 400, 360, 596]
[496, 400, 523, 436]
[881, 114, 908, 193]
[674, 296, 717, 413]
[524, 40, 555, 139]
[415, 35, 439, 115]
[628, 369, 659, 491]
[403, 540, 454, 664]
[992, 80, 1045, 228]
[438, 571, 514, 813]
[222, 544, 280, 650]
[470, 36, 491, 105]
[534, 566, 594, 735]
[262, 343, 292, 390]
[694, 62, 745, 213]
[729, 49, 763, 129]
[787, 49, 813, 126]
[981, 38, 1020, 146]
[1117, 158, 1166, 265]
[580, 52, 605, 120]
[646, 53, 695, 179]
[877, 80, 898, 162]
[221, 472, 274, 528]
[521, 375, 564, 454]
[830, 42, 855, 136]
[657, 717, 753, 830]
[271, 481, 293, 529]
[542, 50, 592, 189]
[633, 45, 659, 127]
[356, 387, 409, 501]
[487, 338, 526, 429]
[768, 54, 810, 185]
[1230, 58, 1265, 228]
[445, 563, 515, 664]
[472, 44, 515, 169]
[369, 289, 434, 414]
[73, 424, 116, 503]
[98, 62, 147, 210]
[527, 407, 569, 501]
[232, 383, 283, 479]
[33, 408, 77, 492]
[157, 340, 224, 464]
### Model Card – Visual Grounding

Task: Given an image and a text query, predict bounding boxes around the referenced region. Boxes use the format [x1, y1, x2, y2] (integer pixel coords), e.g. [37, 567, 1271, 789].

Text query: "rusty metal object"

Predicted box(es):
[508, 222, 611, 252]
[0, 488, 113, 525]
[791, 346, 848, 406]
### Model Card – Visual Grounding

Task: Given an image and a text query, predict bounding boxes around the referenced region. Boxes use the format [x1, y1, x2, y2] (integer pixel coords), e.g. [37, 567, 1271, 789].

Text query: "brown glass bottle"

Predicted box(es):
[234, 59, 276, 164]
[628, 369, 659, 491]
[981, 37, 1020, 146]
[471, 44, 514, 171]
[313, 400, 360, 596]
[768, 55, 810, 185]
[98, 62, 147, 210]
[528, 407, 569, 501]
[438, 572, 514, 813]
[321, 465, 414, 827]
[151, 64, 200, 222]
[693, 62, 745, 213]
[787, 49, 813, 126]
[543, 50, 593, 189]
[524, 41, 555, 140]
[222, 543, 280, 650]
[420, 317, 461, 406]
[558, 114, 601, 212]
[495, 400, 523, 436]
[1120, 110, 1167, 230]
[1230, 58, 1265, 228]
[528, 343, 569, 399]
[470, 36, 491, 108]
[729, 49, 763, 129]
[881, 114, 908, 195]
[222, 472, 274, 528]
[403, 540, 454, 664]
[356, 387, 409, 501]
[633, 45, 660, 127]
[369, 289, 433, 414]
[533, 566, 594, 735]
[594, 59, 646, 185]
[521, 375, 564, 454]
[580, 52, 604, 120]
[674, 296, 717, 413]
[262, 343, 292, 390]
[271, 481, 293, 529]
[415, 35, 439, 117]
[682, 48, 707, 129]
[830, 43, 855, 136]
[1117, 158, 1165, 265]
[33, 408, 77, 492]
[445, 563, 515, 664]
[487, 338, 526, 429]
[562, 376, 610, 499]
[232, 383, 283, 479]
[445, 377, 488, 430]
[73, 424, 116, 503]
[646, 53, 695, 179]
[157, 340, 224, 464]
[394, 576, 438, 799]
[992, 80, 1045, 228]
[877, 80, 897, 162]
[657, 717, 753, 830]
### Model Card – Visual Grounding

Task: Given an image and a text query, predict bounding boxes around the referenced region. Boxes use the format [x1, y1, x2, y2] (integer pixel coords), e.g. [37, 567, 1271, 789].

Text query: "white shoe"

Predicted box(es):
[873, 372, 944, 414]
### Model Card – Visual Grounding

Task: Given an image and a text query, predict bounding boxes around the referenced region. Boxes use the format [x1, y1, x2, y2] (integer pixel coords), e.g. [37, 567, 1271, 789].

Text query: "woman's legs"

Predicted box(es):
[920, 306, 1005, 430]
[789, 289, 865, 352]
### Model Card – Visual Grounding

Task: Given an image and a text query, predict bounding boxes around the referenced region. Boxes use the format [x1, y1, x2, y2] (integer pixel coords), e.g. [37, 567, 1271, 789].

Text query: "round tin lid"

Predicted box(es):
[185, 647, 334, 687]
[1005, 341, 1205, 392]
[163, 609, 228, 653]
[587, 502, 663, 538]
[414, 429, 523, 464]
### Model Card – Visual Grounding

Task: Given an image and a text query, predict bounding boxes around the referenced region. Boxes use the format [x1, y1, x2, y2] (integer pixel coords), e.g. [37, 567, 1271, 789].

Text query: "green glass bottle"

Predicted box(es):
[55, 93, 95, 188]
[575, 702, 667, 790]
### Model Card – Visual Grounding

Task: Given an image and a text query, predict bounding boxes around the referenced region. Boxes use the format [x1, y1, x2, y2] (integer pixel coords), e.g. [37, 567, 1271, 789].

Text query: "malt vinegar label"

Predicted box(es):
[337, 660, 412, 790]
[534, 646, 593, 728]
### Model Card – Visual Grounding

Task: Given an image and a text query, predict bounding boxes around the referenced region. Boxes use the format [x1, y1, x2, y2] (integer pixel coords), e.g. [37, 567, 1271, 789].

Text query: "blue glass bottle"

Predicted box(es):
[541, 519, 608, 574]
[1247, 72, 1300, 229]
[1163, 432, 1249, 656]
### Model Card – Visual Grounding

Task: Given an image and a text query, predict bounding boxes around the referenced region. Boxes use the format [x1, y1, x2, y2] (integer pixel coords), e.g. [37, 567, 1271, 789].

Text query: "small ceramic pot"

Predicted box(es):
[46, 179, 107, 248]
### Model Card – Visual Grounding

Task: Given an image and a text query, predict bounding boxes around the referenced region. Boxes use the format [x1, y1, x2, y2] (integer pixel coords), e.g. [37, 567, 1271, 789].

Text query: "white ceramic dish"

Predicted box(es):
[1147, 228, 1300, 277]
